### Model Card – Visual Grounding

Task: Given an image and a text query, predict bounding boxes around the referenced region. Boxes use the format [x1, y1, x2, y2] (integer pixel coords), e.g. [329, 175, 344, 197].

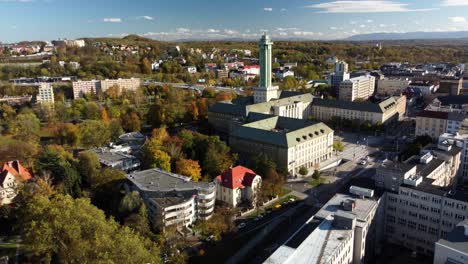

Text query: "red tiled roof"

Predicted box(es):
[417, 110, 449, 120]
[0, 160, 33, 183]
[216, 166, 258, 189]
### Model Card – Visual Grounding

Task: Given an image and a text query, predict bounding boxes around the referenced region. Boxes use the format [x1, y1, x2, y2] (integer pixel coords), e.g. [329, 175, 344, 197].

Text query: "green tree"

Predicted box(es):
[251, 153, 277, 177]
[79, 120, 111, 147]
[77, 151, 101, 186]
[333, 141, 345, 152]
[12, 112, 40, 142]
[299, 166, 309, 176]
[18, 194, 160, 263]
[312, 170, 320, 180]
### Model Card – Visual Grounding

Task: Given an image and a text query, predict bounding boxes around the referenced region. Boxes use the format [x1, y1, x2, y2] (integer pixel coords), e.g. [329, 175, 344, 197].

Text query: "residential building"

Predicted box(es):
[409, 81, 439, 96]
[328, 60, 350, 95]
[266, 186, 381, 264]
[72, 80, 100, 99]
[339, 75, 376, 102]
[0, 160, 33, 205]
[275, 69, 294, 79]
[90, 148, 140, 172]
[126, 168, 216, 228]
[253, 34, 279, 103]
[229, 113, 334, 176]
[186, 66, 197, 74]
[216, 69, 229, 79]
[447, 112, 467, 134]
[311, 96, 406, 125]
[377, 78, 411, 96]
[100, 78, 141, 92]
[439, 133, 468, 183]
[416, 111, 449, 139]
[215, 166, 262, 208]
[434, 219, 468, 264]
[36, 83, 54, 104]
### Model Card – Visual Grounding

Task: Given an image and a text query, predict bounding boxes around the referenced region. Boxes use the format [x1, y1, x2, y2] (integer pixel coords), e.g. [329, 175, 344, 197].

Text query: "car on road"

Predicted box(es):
[254, 214, 264, 221]
[274, 204, 282, 210]
[359, 159, 367, 165]
[237, 223, 246, 229]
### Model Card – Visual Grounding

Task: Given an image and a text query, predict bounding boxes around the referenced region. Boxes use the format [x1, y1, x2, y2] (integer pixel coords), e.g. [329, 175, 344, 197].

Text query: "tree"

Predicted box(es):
[51, 122, 80, 146]
[176, 158, 202, 181]
[79, 120, 111, 147]
[119, 191, 143, 216]
[140, 57, 152, 74]
[251, 153, 277, 177]
[77, 151, 101, 186]
[124, 204, 153, 239]
[100, 108, 110, 123]
[17, 194, 160, 263]
[11, 112, 40, 142]
[312, 170, 320, 180]
[333, 141, 345, 152]
[121, 112, 141, 132]
[299, 166, 309, 176]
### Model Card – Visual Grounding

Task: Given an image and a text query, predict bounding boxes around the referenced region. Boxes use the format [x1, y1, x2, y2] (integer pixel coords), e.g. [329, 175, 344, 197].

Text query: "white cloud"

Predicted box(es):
[330, 26, 338, 30]
[350, 21, 357, 25]
[138, 16, 154, 20]
[280, 8, 287, 12]
[263, 7, 273, 11]
[441, 0, 468, 6]
[379, 24, 387, 27]
[293, 31, 317, 36]
[449, 16, 466, 23]
[367, 19, 373, 23]
[224, 29, 239, 35]
[176, 27, 190, 33]
[103, 18, 122, 23]
[306, 1, 437, 13]
[207, 29, 220, 33]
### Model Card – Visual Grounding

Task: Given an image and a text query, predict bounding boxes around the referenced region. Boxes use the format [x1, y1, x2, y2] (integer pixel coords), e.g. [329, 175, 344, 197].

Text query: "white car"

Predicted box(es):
[359, 159, 367, 165]
[237, 223, 246, 229]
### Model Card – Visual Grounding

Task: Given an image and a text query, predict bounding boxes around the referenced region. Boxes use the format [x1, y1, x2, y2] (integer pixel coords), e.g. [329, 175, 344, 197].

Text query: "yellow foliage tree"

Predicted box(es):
[176, 158, 202, 181]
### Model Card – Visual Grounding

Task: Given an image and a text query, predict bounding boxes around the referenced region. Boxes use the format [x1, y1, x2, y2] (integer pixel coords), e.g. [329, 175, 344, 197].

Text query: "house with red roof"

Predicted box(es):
[215, 165, 262, 208]
[0, 160, 33, 205]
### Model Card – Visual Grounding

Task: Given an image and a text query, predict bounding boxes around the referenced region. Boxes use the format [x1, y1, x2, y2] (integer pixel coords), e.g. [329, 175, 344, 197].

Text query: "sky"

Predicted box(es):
[2, 0, 468, 42]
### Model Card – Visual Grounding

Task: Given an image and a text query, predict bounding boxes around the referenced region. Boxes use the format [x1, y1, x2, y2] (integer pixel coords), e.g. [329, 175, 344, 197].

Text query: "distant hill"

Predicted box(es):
[345, 31, 468, 41]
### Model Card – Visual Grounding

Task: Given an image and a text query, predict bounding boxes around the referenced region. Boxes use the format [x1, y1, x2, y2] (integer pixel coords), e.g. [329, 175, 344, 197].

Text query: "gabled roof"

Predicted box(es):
[0, 160, 33, 184]
[216, 166, 259, 189]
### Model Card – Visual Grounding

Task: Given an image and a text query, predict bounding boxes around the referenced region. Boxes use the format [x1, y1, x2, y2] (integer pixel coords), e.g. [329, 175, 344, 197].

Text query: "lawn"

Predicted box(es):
[308, 177, 327, 187]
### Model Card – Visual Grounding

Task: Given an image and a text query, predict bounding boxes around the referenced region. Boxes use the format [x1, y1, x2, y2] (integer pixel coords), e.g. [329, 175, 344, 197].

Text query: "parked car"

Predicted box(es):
[237, 223, 246, 229]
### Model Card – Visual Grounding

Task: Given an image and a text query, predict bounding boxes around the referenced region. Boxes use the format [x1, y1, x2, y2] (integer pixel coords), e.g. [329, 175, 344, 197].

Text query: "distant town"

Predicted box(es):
[0, 32, 467, 264]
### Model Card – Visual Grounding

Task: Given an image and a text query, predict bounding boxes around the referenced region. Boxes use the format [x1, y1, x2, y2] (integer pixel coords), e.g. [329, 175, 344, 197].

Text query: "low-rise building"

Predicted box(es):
[339, 75, 376, 102]
[0, 160, 33, 205]
[90, 148, 140, 172]
[215, 166, 262, 208]
[126, 168, 216, 228]
[434, 219, 468, 264]
[229, 113, 334, 176]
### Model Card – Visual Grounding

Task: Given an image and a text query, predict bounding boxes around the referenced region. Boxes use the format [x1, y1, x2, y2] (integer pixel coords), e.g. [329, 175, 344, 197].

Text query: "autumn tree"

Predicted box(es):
[140, 57, 152, 74]
[77, 151, 101, 186]
[51, 122, 80, 146]
[176, 158, 202, 181]
[11, 112, 40, 142]
[79, 120, 111, 147]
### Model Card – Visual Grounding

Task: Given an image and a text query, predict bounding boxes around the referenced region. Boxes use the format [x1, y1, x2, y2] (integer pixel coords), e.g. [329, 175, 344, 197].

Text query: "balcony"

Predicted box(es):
[198, 191, 215, 200]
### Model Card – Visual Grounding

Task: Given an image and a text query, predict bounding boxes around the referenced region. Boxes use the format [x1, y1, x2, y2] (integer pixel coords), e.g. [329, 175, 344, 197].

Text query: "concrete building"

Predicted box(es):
[215, 166, 262, 208]
[126, 168, 216, 228]
[100, 78, 141, 92]
[311, 96, 406, 125]
[339, 75, 376, 102]
[439, 77, 463, 96]
[416, 111, 449, 139]
[0, 161, 33, 205]
[72, 80, 100, 99]
[253, 34, 279, 104]
[265, 186, 380, 264]
[377, 79, 411, 96]
[328, 60, 350, 95]
[90, 148, 140, 172]
[439, 133, 468, 183]
[409, 81, 439, 96]
[229, 113, 334, 176]
[376, 143, 468, 255]
[434, 219, 468, 264]
[37, 82, 54, 104]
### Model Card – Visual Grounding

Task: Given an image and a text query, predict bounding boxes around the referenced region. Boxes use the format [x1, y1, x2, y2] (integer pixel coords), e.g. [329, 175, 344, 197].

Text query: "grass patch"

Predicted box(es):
[281, 187, 292, 196]
[308, 177, 327, 187]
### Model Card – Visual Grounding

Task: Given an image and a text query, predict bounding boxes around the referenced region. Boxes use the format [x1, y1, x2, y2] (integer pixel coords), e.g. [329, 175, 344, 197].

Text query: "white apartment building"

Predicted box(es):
[72, 80, 100, 99]
[126, 168, 216, 228]
[328, 60, 351, 93]
[440, 133, 468, 183]
[434, 220, 468, 264]
[100, 78, 141, 92]
[266, 186, 380, 264]
[377, 78, 410, 95]
[339, 75, 376, 102]
[37, 83, 54, 104]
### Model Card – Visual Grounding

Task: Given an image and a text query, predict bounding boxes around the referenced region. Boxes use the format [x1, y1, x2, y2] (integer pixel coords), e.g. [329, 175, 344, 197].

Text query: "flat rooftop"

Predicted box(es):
[315, 193, 378, 221]
[127, 168, 215, 193]
[90, 148, 137, 165]
[437, 219, 468, 254]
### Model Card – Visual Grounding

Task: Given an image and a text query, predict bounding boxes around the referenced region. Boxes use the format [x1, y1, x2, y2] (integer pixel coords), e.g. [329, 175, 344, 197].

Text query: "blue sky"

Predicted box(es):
[2, 0, 468, 42]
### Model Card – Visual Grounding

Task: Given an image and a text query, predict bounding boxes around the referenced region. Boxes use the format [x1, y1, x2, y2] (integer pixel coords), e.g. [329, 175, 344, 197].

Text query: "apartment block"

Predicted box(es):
[72, 80, 100, 99]
[377, 78, 410, 95]
[37, 83, 54, 104]
[339, 75, 376, 102]
[100, 78, 141, 92]
[126, 168, 216, 228]
[439, 133, 468, 183]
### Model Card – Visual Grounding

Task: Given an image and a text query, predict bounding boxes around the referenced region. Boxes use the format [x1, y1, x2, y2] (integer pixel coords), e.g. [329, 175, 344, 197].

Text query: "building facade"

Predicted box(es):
[0, 161, 33, 205]
[328, 60, 351, 95]
[339, 75, 376, 102]
[126, 168, 216, 228]
[72, 80, 100, 99]
[416, 111, 449, 139]
[215, 166, 262, 208]
[100, 78, 141, 92]
[377, 78, 410, 96]
[37, 82, 54, 105]
[433, 220, 468, 264]
[439, 133, 468, 183]
[229, 113, 334, 176]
